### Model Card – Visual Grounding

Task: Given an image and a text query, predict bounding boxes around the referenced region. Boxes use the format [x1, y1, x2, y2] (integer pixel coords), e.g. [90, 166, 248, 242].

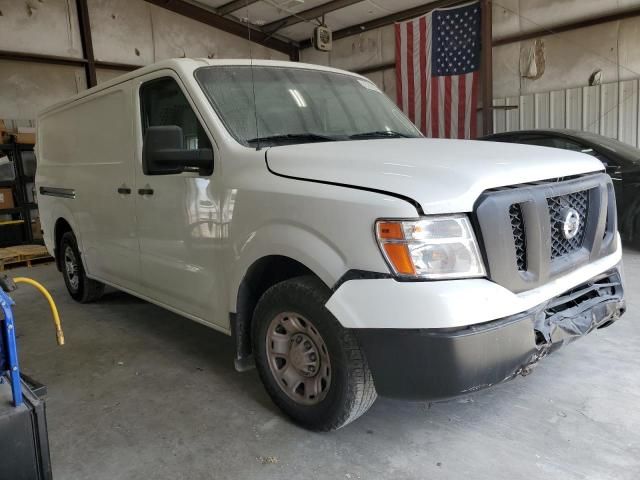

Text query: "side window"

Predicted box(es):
[486, 135, 517, 143]
[518, 135, 615, 168]
[140, 77, 213, 175]
[569, 145, 615, 168]
[518, 135, 557, 148]
[551, 138, 586, 152]
[519, 135, 585, 153]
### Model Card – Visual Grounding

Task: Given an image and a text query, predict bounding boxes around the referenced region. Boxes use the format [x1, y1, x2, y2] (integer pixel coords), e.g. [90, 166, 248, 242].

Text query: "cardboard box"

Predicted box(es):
[0, 121, 35, 144]
[31, 217, 43, 240]
[0, 120, 10, 143]
[0, 188, 14, 210]
[15, 133, 35, 145]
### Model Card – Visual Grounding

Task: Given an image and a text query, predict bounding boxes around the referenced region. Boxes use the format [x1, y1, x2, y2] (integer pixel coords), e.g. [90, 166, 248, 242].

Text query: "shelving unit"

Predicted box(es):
[0, 141, 39, 247]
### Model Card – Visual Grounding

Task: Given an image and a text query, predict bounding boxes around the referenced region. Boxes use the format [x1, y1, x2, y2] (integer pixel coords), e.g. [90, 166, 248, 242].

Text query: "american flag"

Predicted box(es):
[395, 2, 481, 139]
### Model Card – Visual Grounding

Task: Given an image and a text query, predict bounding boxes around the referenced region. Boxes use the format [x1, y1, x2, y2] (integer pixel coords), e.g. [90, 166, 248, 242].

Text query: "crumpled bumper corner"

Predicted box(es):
[355, 268, 625, 400]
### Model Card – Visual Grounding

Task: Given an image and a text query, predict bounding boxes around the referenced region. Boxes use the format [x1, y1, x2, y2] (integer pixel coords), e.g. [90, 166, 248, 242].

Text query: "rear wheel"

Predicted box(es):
[60, 231, 104, 303]
[252, 275, 377, 431]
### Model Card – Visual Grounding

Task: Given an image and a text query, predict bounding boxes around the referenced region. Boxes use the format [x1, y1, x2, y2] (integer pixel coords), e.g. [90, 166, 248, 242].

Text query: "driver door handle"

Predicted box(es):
[138, 188, 154, 196]
[117, 187, 132, 195]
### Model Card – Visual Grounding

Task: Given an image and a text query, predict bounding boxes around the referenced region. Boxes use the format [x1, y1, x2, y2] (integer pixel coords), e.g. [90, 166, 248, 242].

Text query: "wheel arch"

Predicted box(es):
[231, 254, 328, 371]
[53, 217, 74, 271]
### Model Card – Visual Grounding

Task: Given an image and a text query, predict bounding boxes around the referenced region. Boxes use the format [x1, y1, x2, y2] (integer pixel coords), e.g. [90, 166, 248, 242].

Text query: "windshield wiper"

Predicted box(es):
[247, 133, 337, 147]
[350, 130, 411, 139]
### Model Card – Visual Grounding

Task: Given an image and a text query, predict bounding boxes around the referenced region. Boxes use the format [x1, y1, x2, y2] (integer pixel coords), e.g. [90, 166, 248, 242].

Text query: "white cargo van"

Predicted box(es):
[36, 59, 625, 430]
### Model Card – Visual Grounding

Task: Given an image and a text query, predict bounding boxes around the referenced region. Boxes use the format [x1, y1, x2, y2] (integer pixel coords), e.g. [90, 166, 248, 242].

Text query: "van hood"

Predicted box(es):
[265, 138, 604, 214]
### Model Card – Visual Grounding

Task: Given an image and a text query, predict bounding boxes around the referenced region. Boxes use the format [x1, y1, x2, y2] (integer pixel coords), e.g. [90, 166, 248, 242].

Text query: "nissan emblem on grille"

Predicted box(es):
[547, 190, 589, 260]
[561, 208, 581, 240]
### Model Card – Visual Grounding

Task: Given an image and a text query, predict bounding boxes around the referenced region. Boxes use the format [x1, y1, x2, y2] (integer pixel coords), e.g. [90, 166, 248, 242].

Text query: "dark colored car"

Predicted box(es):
[482, 129, 640, 244]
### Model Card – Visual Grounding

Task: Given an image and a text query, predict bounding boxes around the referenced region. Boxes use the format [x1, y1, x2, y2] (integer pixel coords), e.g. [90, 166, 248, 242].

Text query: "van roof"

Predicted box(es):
[38, 58, 367, 117]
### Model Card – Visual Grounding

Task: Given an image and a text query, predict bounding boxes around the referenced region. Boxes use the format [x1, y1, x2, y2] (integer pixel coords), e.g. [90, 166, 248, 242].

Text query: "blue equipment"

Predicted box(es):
[0, 275, 54, 480]
[0, 276, 23, 406]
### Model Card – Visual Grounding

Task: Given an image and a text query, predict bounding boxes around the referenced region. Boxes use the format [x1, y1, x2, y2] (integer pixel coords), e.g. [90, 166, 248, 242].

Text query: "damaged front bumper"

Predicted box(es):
[354, 269, 625, 400]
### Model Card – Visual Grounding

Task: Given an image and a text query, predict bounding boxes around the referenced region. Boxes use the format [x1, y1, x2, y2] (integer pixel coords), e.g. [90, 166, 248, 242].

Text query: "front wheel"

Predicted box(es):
[252, 276, 377, 431]
[60, 231, 105, 303]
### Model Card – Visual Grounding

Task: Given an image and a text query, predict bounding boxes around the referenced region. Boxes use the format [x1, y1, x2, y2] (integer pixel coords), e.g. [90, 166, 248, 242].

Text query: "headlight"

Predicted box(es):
[375, 215, 486, 279]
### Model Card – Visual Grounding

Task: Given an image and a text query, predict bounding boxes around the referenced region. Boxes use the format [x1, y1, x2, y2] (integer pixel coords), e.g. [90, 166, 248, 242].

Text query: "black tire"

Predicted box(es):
[59, 231, 105, 303]
[252, 275, 377, 431]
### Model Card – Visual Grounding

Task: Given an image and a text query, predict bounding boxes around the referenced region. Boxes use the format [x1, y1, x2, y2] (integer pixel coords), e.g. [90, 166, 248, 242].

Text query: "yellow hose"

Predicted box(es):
[13, 277, 64, 346]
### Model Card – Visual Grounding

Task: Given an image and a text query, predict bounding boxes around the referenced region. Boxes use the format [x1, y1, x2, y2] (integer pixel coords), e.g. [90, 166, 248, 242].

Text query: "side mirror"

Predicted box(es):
[143, 125, 213, 175]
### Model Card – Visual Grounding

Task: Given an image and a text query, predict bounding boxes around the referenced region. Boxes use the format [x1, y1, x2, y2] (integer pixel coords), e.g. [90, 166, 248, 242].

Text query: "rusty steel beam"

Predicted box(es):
[263, 0, 364, 34]
[144, 0, 296, 55]
[217, 0, 261, 17]
[0, 50, 87, 67]
[354, 62, 394, 76]
[299, 0, 465, 49]
[493, 6, 640, 46]
[95, 61, 144, 71]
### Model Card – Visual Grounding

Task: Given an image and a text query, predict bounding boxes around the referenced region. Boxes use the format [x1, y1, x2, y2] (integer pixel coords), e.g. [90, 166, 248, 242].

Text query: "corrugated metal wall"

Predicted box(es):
[493, 79, 640, 146]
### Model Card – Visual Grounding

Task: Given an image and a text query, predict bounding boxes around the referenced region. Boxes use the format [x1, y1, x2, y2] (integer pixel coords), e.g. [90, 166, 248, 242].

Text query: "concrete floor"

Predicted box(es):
[7, 250, 640, 480]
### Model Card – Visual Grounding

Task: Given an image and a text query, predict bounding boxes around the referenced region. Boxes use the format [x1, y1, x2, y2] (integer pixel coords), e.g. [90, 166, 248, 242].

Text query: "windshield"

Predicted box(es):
[578, 132, 640, 166]
[195, 66, 422, 147]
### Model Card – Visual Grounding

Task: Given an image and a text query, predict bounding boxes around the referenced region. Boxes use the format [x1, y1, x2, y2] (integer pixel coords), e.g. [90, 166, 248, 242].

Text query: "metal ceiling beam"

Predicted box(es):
[76, 0, 97, 87]
[0, 51, 145, 73]
[217, 0, 261, 17]
[144, 0, 297, 56]
[299, 0, 465, 49]
[263, 0, 364, 34]
[0, 50, 87, 67]
[95, 61, 144, 72]
[493, 6, 640, 46]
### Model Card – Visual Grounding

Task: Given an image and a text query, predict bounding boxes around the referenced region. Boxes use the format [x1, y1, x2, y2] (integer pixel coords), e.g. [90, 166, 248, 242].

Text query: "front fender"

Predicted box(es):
[229, 222, 347, 312]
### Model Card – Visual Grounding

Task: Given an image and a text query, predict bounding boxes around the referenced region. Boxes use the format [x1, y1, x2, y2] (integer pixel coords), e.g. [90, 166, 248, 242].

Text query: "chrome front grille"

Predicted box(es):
[547, 190, 590, 259]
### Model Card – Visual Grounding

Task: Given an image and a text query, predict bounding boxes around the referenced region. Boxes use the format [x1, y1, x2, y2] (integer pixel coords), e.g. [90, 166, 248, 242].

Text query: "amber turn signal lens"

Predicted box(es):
[377, 222, 404, 240]
[382, 243, 416, 275]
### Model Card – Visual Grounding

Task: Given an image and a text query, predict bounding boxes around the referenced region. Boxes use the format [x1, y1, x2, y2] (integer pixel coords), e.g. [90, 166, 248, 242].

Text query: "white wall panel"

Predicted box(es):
[382, 69, 398, 101]
[494, 78, 640, 148]
[600, 82, 619, 137]
[0, 0, 286, 121]
[493, 98, 507, 133]
[582, 85, 601, 134]
[303, 5, 640, 100]
[88, 0, 155, 65]
[520, 95, 535, 130]
[506, 97, 520, 131]
[549, 90, 565, 128]
[0, 61, 86, 119]
[363, 71, 384, 90]
[0, 0, 83, 58]
[618, 79, 639, 145]
[493, 0, 640, 40]
[534, 92, 550, 129]
[324, 29, 384, 72]
[96, 68, 126, 85]
[565, 87, 583, 130]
